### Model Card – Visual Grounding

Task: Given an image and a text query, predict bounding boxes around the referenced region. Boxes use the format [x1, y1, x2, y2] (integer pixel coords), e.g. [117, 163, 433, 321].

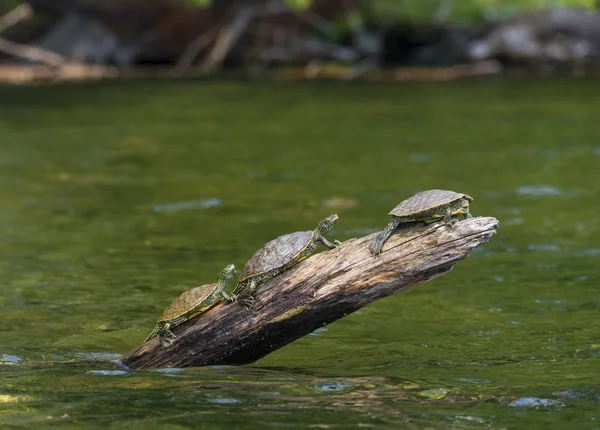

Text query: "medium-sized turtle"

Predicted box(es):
[231, 214, 341, 309]
[145, 264, 236, 347]
[369, 189, 473, 256]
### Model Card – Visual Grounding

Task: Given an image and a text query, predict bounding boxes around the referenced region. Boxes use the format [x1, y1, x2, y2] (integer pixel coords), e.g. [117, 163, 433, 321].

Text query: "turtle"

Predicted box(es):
[231, 214, 341, 309]
[145, 263, 236, 347]
[369, 189, 473, 256]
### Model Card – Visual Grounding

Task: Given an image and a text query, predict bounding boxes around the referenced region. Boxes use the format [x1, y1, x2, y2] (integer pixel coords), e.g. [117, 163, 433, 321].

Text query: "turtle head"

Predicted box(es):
[219, 264, 236, 284]
[316, 214, 339, 235]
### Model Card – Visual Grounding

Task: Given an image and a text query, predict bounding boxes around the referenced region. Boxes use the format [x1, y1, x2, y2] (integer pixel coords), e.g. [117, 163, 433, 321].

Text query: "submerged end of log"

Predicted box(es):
[118, 216, 499, 370]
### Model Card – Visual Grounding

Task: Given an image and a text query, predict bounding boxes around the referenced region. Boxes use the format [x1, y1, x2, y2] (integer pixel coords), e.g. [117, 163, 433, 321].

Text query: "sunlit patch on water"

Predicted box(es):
[533, 299, 568, 305]
[152, 198, 222, 213]
[0, 354, 22, 364]
[207, 397, 243, 404]
[517, 185, 576, 197]
[454, 378, 490, 384]
[508, 397, 565, 408]
[86, 370, 130, 376]
[153, 368, 186, 378]
[313, 381, 353, 391]
[309, 327, 328, 336]
[575, 248, 600, 257]
[155, 367, 185, 374]
[527, 244, 559, 252]
[0, 394, 37, 403]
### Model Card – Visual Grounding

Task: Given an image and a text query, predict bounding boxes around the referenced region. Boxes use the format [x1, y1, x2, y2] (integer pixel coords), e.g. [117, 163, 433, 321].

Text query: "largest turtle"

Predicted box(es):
[232, 214, 340, 309]
[145, 264, 236, 347]
[369, 189, 472, 256]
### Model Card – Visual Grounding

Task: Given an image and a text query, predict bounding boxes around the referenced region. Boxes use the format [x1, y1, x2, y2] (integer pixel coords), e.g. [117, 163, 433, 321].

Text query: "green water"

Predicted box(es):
[1, 79, 599, 429]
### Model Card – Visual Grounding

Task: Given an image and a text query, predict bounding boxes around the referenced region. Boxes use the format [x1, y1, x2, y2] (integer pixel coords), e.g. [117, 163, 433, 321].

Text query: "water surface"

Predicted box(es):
[1, 79, 599, 428]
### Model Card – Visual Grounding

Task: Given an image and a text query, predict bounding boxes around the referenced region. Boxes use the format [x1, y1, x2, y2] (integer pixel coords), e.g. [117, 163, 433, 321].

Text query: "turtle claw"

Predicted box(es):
[446, 218, 459, 226]
[159, 332, 176, 348]
[333, 239, 342, 247]
[237, 295, 255, 310]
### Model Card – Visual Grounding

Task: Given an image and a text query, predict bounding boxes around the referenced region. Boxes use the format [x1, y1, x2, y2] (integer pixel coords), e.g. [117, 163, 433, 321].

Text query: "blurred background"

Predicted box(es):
[2, 0, 600, 81]
[1, 1, 600, 429]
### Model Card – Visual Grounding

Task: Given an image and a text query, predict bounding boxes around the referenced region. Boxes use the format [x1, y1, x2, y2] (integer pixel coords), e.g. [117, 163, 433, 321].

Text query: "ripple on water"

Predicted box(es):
[86, 370, 130, 376]
[73, 352, 123, 360]
[0, 354, 22, 364]
[207, 397, 243, 404]
[153, 198, 222, 213]
[527, 244, 559, 252]
[516, 185, 577, 197]
[454, 378, 491, 384]
[508, 397, 565, 408]
[313, 381, 353, 391]
[576, 248, 600, 257]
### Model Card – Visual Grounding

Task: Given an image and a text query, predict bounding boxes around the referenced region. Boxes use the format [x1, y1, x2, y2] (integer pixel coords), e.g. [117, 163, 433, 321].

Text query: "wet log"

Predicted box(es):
[118, 216, 499, 369]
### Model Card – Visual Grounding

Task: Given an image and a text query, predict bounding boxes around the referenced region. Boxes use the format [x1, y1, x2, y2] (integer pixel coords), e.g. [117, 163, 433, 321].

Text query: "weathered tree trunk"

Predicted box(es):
[118, 217, 498, 370]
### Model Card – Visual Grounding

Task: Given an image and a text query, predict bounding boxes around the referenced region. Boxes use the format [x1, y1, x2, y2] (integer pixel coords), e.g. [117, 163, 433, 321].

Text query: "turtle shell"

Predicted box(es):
[157, 283, 217, 322]
[239, 230, 314, 282]
[389, 189, 472, 217]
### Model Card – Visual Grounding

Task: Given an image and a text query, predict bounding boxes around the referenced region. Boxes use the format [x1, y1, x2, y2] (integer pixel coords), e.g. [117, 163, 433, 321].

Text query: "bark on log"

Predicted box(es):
[118, 216, 498, 370]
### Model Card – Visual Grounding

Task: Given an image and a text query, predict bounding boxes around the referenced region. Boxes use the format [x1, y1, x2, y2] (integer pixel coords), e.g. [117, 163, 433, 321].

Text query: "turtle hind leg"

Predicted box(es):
[235, 279, 258, 310]
[159, 324, 176, 348]
[150, 321, 175, 348]
[369, 217, 401, 256]
[144, 325, 161, 343]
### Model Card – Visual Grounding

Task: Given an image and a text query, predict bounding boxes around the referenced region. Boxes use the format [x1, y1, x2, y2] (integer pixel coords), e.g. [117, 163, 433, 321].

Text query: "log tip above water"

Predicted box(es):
[118, 216, 498, 369]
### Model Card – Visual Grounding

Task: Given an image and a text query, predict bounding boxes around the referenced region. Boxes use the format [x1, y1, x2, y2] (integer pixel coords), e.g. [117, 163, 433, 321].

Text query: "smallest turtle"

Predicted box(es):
[370, 189, 473, 256]
[145, 264, 236, 347]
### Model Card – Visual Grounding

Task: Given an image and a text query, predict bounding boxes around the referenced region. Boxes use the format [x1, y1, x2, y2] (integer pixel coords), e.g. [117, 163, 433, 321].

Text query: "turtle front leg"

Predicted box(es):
[464, 209, 473, 219]
[444, 207, 459, 226]
[221, 290, 236, 303]
[369, 217, 401, 256]
[319, 237, 341, 249]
